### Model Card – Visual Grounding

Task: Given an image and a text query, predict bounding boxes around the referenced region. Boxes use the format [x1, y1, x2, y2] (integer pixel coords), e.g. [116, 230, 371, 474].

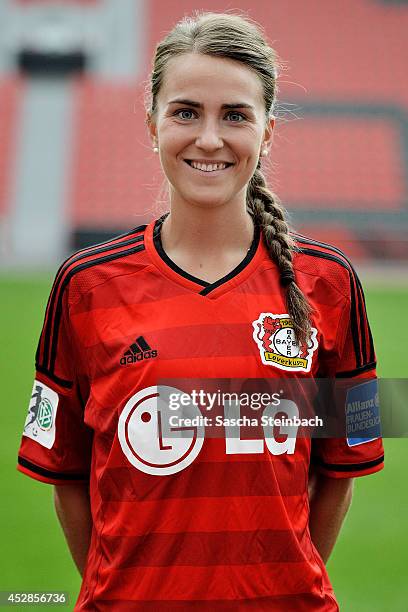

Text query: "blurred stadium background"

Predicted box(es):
[0, 0, 407, 610]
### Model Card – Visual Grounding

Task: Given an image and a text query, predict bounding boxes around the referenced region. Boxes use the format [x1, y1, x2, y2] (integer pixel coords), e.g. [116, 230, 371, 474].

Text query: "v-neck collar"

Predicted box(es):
[145, 215, 263, 297]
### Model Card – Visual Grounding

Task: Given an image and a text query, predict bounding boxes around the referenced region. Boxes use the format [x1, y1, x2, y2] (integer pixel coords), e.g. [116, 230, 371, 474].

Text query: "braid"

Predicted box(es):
[247, 167, 312, 346]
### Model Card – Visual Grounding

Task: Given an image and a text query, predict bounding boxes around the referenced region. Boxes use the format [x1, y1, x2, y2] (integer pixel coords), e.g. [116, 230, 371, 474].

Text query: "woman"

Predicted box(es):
[18, 13, 384, 611]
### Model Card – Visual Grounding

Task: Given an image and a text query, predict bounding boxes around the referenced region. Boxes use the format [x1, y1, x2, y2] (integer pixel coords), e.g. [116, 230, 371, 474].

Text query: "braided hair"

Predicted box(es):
[148, 12, 312, 345]
[247, 166, 312, 346]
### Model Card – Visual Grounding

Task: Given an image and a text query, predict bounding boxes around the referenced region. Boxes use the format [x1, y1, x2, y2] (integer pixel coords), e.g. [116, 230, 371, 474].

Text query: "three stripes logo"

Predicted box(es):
[120, 336, 158, 366]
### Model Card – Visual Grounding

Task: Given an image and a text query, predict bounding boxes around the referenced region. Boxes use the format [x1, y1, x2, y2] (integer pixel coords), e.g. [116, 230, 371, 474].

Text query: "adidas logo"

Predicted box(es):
[120, 336, 158, 366]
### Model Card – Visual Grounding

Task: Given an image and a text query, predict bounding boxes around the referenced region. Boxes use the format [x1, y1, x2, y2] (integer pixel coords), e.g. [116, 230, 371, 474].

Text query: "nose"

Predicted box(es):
[195, 119, 223, 151]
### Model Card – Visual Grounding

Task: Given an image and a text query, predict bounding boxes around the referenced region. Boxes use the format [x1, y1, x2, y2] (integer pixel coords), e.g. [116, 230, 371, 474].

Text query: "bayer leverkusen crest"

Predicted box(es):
[252, 313, 318, 372]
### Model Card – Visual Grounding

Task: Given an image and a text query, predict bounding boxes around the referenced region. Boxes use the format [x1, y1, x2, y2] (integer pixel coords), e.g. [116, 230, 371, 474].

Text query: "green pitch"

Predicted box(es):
[0, 275, 407, 611]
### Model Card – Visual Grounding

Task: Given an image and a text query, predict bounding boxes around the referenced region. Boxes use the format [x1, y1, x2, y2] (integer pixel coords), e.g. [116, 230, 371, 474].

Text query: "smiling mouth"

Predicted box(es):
[184, 160, 234, 173]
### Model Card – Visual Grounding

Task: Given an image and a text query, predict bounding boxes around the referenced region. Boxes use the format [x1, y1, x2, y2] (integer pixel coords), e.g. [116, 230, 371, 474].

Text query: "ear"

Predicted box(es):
[263, 116, 275, 148]
[146, 112, 157, 143]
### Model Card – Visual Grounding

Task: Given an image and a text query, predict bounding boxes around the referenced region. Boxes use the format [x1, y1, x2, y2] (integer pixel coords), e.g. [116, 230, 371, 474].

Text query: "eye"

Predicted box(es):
[225, 111, 246, 122]
[175, 109, 196, 120]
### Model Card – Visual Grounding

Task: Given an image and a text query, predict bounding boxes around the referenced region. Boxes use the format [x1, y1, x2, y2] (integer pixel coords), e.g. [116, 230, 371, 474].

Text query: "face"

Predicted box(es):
[148, 53, 274, 211]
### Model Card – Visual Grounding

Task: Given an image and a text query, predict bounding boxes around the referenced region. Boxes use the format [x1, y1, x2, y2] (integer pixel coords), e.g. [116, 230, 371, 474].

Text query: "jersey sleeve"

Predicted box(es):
[17, 273, 93, 485]
[311, 267, 384, 479]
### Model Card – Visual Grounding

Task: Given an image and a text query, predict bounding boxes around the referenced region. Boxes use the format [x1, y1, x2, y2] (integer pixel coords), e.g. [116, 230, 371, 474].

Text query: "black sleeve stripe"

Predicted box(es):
[41, 229, 146, 371]
[368, 322, 375, 364]
[18, 456, 89, 481]
[294, 234, 377, 368]
[357, 277, 375, 364]
[49, 244, 146, 375]
[312, 454, 384, 472]
[39, 226, 146, 367]
[51, 224, 147, 292]
[348, 269, 362, 370]
[72, 224, 147, 253]
[35, 364, 73, 389]
[296, 247, 350, 272]
[296, 247, 363, 370]
[357, 283, 367, 365]
[353, 273, 375, 364]
[292, 233, 354, 271]
[354, 273, 376, 366]
[335, 361, 376, 378]
[56, 231, 145, 284]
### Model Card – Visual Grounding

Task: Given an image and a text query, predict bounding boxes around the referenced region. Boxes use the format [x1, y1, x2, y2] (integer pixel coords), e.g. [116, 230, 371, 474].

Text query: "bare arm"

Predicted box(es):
[308, 472, 354, 564]
[54, 483, 93, 576]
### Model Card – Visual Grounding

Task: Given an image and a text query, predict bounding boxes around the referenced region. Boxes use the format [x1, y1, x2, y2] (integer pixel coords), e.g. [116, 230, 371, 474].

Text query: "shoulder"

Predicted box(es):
[35, 225, 148, 386]
[52, 224, 148, 305]
[291, 233, 374, 367]
[291, 231, 360, 300]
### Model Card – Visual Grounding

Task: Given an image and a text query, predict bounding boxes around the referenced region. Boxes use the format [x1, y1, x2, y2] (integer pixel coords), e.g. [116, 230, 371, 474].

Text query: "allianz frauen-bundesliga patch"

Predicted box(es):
[346, 379, 381, 447]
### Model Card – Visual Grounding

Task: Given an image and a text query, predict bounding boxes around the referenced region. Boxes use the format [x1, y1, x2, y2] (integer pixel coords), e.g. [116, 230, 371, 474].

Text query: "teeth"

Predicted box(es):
[190, 161, 228, 172]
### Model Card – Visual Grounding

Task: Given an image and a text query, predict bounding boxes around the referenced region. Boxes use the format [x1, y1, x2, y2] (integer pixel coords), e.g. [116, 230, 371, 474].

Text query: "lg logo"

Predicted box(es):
[118, 386, 205, 476]
[118, 386, 300, 476]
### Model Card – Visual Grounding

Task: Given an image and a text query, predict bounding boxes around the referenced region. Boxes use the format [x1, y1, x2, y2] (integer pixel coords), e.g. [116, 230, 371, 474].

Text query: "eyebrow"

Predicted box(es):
[167, 98, 255, 110]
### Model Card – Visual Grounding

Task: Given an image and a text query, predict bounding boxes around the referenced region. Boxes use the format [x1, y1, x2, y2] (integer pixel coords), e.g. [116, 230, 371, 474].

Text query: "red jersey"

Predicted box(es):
[18, 217, 384, 611]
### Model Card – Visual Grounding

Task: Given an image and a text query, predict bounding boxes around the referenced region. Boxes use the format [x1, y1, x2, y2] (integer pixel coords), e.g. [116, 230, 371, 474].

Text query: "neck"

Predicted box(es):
[161, 195, 255, 255]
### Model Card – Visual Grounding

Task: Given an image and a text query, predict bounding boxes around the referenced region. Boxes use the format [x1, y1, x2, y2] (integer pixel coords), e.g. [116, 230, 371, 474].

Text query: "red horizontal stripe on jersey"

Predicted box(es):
[92, 354, 272, 382]
[102, 528, 314, 569]
[197, 438, 310, 464]
[70, 293, 281, 346]
[98, 459, 308, 502]
[91, 592, 336, 611]
[71, 290, 344, 348]
[93, 560, 323, 600]
[102, 494, 308, 536]
[156, 354, 297, 378]
[98, 305, 343, 361]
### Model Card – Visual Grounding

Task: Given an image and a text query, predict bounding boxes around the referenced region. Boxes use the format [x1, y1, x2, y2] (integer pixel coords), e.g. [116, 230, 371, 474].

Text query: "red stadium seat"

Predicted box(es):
[59, 0, 408, 259]
[272, 115, 405, 208]
[147, 0, 408, 107]
[70, 78, 162, 230]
